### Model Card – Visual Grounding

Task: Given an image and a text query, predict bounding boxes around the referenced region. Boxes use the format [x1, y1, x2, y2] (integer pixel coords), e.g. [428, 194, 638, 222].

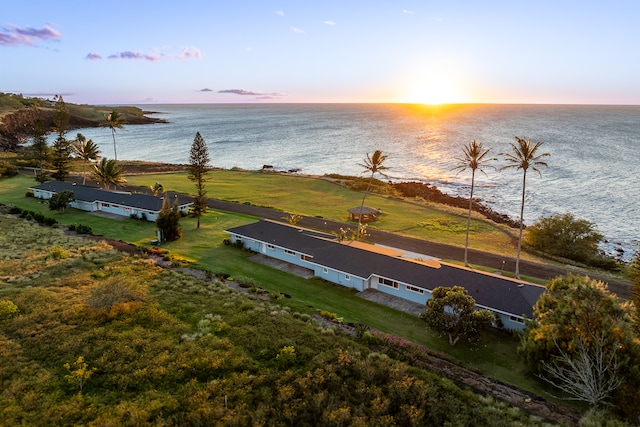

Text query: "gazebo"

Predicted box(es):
[348, 206, 381, 222]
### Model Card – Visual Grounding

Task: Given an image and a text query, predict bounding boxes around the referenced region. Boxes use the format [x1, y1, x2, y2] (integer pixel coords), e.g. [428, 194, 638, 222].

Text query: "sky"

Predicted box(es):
[2, 0, 640, 105]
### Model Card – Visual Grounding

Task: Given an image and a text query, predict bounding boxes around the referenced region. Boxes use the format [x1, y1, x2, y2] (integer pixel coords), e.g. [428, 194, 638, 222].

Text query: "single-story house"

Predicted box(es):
[30, 180, 192, 222]
[226, 220, 545, 331]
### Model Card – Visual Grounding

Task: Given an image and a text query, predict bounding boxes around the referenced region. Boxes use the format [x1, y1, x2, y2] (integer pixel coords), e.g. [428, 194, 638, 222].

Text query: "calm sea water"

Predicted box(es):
[68, 103, 640, 260]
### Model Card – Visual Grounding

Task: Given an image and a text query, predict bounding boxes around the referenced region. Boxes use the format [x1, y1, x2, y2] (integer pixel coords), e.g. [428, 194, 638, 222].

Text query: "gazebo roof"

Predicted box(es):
[348, 206, 380, 215]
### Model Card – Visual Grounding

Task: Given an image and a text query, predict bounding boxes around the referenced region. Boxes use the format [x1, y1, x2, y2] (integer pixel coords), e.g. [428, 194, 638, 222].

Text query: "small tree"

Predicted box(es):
[72, 133, 100, 185]
[64, 356, 97, 391]
[88, 277, 146, 313]
[92, 157, 126, 190]
[51, 95, 71, 181]
[149, 181, 163, 196]
[156, 194, 182, 242]
[524, 213, 603, 263]
[48, 190, 75, 211]
[520, 274, 639, 413]
[420, 286, 494, 346]
[188, 131, 210, 228]
[0, 299, 20, 320]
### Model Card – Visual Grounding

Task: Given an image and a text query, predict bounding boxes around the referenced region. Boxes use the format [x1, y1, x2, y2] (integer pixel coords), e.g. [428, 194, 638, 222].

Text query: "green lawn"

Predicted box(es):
[126, 169, 521, 257]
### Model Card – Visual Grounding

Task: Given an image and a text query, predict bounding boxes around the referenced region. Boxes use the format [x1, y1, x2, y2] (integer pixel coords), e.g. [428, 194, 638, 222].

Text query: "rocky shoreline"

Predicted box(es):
[391, 181, 521, 229]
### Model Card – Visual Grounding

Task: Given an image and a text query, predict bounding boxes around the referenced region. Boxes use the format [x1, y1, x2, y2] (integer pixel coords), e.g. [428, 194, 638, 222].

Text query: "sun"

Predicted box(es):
[400, 76, 468, 105]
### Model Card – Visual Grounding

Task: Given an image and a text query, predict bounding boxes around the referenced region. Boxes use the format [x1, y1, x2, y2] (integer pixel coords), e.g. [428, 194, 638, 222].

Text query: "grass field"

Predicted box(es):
[125, 169, 524, 257]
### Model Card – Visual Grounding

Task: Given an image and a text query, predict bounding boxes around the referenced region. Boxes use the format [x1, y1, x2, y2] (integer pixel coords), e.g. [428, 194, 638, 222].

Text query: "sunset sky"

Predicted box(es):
[2, 1, 639, 105]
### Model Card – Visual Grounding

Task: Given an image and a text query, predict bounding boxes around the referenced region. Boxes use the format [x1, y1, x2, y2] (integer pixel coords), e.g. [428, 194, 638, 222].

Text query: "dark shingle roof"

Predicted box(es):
[226, 220, 545, 318]
[30, 181, 192, 212]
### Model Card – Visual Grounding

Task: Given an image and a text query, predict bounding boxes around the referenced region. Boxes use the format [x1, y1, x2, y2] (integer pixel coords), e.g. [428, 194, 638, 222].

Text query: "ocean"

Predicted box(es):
[66, 103, 640, 261]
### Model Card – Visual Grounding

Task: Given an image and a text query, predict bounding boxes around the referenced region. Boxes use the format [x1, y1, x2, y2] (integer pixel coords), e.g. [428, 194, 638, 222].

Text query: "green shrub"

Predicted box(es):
[0, 160, 18, 177]
[0, 299, 20, 320]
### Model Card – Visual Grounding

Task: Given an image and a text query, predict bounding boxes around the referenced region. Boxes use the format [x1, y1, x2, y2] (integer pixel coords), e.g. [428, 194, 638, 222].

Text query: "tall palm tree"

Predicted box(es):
[72, 133, 100, 185]
[453, 140, 495, 267]
[500, 136, 550, 279]
[92, 157, 126, 190]
[356, 150, 390, 240]
[101, 111, 126, 161]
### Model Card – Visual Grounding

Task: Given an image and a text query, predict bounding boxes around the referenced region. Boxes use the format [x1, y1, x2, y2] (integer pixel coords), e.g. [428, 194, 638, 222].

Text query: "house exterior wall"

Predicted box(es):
[230, 230, 529, 332]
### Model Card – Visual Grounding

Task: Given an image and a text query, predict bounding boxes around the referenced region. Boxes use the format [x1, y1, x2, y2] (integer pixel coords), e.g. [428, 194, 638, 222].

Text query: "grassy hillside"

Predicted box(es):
[0, 213, 560, 426]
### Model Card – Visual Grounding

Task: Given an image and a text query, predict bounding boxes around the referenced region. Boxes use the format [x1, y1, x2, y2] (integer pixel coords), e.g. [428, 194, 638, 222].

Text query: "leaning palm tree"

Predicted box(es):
[500, 136, 550, 279]
[101, 110, 126, 161]
[356, 150, 390, 240]
[92, 157, 126, 190]
[72, 133, 100, 185]
[453, 140, 495, 267]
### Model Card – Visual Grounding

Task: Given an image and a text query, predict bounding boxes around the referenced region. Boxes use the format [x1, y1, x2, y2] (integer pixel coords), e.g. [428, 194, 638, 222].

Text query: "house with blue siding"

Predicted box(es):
[226, 220, 546, 331]
[30, 181, 192, 222]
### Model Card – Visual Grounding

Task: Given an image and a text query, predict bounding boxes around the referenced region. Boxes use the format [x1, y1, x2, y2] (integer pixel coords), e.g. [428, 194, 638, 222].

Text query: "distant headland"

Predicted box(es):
[0, 92, 166, 151]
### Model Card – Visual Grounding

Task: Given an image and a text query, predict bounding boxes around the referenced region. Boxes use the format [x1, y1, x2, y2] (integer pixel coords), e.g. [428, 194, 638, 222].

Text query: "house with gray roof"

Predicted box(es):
[226, 220, 546, 331]
[30, 180, 192, 222]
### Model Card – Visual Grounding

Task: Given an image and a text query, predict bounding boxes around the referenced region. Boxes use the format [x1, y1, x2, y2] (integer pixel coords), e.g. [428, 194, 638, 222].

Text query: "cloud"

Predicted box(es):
[199, 88, 213, 92]
[218, 89, 286, 98]
[276, 10, 284, 16]
[91, 46, 202, 62]
[108, 51, 160, 61]
[323, 20, 336, 26]
[180, 46, 202, 59]
[290, 27, 305, 34]
[0, 24, 61, 46]
[403, 9, 416, 15]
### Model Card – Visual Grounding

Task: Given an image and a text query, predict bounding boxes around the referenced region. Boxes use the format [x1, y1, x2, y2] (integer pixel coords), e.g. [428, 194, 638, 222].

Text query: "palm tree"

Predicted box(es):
[92, 157, 126, 190]
[72, 133, 100, 185]
[500, 136, 550, 279]
[356, 150, 390, 240]
[453, 140, 495, 267]
[149, 182, 164, 196]
[101, 111, 126, 161]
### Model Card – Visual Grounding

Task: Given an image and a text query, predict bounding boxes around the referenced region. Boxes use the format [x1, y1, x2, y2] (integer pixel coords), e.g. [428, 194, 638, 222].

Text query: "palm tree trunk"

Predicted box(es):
[111, 130, 118, 161]
[357, 173, 374, 240]
[82, 161, 87, 185]
[464, 169, 475, 267]
[515, 170, 527, 279]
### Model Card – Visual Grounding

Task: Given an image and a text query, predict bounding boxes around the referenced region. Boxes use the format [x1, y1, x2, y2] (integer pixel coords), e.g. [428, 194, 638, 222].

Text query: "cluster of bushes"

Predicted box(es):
[223, 237, 245, 249]
[0, 160, 18, 177]
[10, 206, 58, 226]
[67, 223, 93, 234]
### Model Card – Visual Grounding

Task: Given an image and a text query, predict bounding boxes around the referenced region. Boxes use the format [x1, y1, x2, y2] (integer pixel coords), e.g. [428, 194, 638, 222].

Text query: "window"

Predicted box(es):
[267, 244, 275, 250]
[323, 267, 328, 273]
[301, 254, 311, 261]
[102, 203, 110, 208]
[405, 284, 424, 294]
[345, 274, 350, 281]
[509, 315, 524, 324]
[378, 277, 399, 289]
[284, 249, 296, 256]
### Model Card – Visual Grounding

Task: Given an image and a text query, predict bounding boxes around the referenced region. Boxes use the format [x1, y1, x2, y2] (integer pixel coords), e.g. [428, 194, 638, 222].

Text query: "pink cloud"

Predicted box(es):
[180, 47, 202, 60]
[85, 52, 102, 60]
[0, 24, 61, 46]
[219, 89, 286, 98]
[108, 51, 160, 62]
